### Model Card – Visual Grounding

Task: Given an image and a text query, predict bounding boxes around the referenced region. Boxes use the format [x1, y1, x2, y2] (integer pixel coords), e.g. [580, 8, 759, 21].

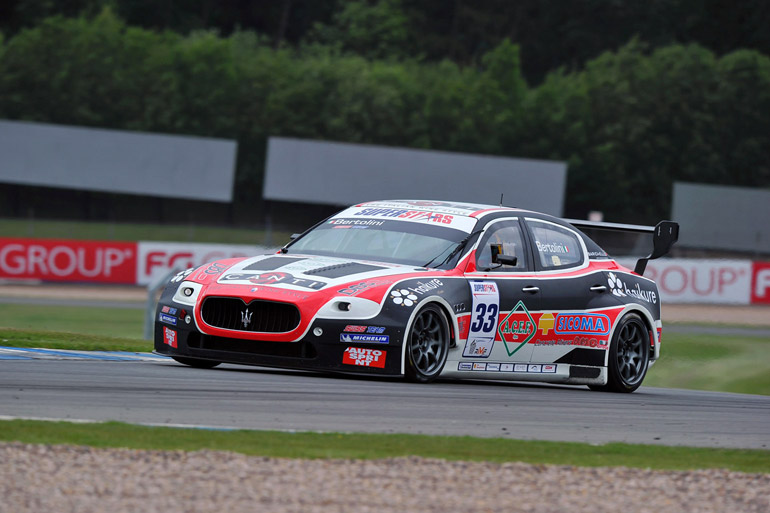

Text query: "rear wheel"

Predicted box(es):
[604, 313, 650, 393]
[405, 304, 450, 383]
[172, 356, 221, 369]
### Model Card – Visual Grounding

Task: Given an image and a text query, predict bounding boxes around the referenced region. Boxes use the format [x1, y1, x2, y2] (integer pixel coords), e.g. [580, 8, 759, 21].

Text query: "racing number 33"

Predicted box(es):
[471, 303, 498, 333]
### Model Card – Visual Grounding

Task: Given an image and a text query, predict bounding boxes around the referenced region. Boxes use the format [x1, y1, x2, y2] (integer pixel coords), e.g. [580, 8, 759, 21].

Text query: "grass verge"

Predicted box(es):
[0, 217, 290, 245]
[1, 419, 768, 473]
[0, 303, 145, 339]
[0, 328, 151, 352]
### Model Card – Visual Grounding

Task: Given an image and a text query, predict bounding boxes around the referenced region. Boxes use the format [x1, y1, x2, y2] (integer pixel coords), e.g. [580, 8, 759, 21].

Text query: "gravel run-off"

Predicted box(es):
[2, 442, 769, 513]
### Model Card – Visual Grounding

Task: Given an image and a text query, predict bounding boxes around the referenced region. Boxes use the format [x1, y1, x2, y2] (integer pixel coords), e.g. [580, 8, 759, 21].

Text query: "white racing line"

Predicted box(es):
[0, 346, 170, 362]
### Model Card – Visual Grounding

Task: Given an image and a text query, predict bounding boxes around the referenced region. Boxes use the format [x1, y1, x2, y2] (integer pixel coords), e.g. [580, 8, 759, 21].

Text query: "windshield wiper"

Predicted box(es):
[422, 229, 483, 269]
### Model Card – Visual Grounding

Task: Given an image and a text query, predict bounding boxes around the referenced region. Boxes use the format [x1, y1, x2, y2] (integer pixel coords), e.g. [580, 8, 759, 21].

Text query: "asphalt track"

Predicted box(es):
[1, 357, 768, 450]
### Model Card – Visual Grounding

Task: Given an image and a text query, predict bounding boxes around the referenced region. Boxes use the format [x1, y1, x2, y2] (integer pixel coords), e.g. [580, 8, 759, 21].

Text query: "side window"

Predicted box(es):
[527, 219, 584, 270]
[475, 219, 527, 272]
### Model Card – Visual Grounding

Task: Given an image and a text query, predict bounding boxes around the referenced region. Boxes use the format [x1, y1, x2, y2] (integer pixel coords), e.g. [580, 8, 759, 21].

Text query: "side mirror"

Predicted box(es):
[490, 244, 517, 266]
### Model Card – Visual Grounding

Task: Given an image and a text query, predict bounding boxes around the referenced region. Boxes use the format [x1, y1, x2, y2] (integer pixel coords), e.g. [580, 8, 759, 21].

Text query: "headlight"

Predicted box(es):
[172, 281, 203, 306]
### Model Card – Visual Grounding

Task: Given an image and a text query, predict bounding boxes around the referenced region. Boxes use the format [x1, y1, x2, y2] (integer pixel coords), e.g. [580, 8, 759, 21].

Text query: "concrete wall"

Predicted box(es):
[264, 137, 568, 216]
[0, 120, 237, 202]
[671, 182, 770, 255]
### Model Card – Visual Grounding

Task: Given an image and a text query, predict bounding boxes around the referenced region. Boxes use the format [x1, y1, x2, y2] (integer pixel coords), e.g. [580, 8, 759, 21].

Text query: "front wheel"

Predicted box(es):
[604, 313, 650, 393]
[172, 356, 221, 369]
[405, 304, 450, 383]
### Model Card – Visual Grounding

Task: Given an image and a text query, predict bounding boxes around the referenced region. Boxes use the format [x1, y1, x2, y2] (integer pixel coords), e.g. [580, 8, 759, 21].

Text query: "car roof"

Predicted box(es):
[355, 199, 536, 219]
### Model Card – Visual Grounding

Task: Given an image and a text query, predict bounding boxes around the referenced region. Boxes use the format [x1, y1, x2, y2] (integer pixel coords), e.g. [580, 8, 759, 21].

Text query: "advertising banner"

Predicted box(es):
[619, 259, 752, 305]
[0, 238, 137, 284]
[135, 241, 273, 285]
[751, 261, 770, 305]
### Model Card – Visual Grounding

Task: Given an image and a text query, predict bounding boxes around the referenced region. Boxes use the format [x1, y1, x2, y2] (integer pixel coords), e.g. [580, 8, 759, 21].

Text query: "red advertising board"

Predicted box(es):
[751, 261, 770, 305]
[0, 238, 137, 284]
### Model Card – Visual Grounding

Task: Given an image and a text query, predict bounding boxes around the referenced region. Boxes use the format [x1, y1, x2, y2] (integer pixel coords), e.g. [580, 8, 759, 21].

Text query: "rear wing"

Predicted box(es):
[566, 219, 680, 276]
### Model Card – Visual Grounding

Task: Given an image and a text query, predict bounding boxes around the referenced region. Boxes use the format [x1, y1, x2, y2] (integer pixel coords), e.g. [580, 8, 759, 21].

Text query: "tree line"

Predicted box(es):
[0, 9, 768, 223]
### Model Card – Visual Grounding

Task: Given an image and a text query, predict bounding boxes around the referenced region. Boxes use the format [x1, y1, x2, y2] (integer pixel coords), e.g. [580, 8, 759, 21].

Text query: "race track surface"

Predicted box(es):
[1, 359, 768, 450]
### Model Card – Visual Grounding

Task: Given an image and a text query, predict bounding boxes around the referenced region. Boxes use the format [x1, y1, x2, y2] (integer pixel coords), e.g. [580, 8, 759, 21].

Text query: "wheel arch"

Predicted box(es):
[605, 304, 657, 367]
[399, 295, 457, 376]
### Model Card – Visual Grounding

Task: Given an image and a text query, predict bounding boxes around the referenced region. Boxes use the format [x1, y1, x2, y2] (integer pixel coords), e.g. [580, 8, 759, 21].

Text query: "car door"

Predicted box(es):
[522, 217, 619, 367]
[463, 217, 541, 366]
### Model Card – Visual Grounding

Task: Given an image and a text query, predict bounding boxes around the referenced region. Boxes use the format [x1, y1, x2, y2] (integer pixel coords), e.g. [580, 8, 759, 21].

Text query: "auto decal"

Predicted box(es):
[497, 300, 536, 356]
[463, 281, 499, 358]
[390, 289, 418, 307]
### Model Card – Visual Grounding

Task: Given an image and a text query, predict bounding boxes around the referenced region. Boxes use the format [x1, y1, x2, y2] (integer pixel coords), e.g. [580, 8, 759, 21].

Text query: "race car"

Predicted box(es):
[154, 200, 678, 392]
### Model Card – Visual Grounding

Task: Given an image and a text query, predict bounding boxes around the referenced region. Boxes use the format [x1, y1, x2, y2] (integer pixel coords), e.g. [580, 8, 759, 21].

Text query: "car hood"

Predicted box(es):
[185, 253, 439, 303]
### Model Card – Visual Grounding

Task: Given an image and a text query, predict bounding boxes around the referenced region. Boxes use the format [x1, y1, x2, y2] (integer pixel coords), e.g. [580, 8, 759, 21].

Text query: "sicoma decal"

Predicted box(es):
[553, 313, 611, 336]
[497, 301, 536, 356]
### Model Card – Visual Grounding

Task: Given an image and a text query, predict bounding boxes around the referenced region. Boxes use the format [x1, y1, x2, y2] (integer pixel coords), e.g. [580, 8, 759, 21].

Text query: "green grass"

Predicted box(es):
[645, 332, 770, 395]
[0, 303, 145, 339]
[0, 328, 151, 352]
[0, 217, 291, 245]
[1, 419, 768, 473]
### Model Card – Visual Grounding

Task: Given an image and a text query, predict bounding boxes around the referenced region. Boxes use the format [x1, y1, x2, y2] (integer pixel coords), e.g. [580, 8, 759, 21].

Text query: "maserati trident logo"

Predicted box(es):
[241, 308, 253, 328]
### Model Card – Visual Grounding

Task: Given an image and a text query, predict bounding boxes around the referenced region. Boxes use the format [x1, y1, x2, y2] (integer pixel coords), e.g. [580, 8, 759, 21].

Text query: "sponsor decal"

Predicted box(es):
[536, 241, 570, 254]
[497, 301, 536, 356]
[342, 325, 386, 335]
[354, 208, 454, 224]
[342, 347, 386, 368]
[0, 238, 137, 284]
[607, 272, 657, 304]
[249, 286, 310, 300]
[554, 313, 611, 336]
[538, 313, 555, 336]
[222, 272, 326, 290]
[533, 337, 608, 349]
[329, 218, 384, 227]
[161, 305, 178, 314]
[171, 268, 194, 283]
[466, 281, 499, 356]
[409, 279, 443, 295]
[657, 327, 663, 345]
[337, 280, 388, 296]
[340, 334, 389, 344]
[463, 362, 558, 373]
[462, 338, 494, 358]
[390, 289, 418, 307]
[158, 313, 177, 326]
[203, 262, 228, 275]
[163, 327, 177, 348]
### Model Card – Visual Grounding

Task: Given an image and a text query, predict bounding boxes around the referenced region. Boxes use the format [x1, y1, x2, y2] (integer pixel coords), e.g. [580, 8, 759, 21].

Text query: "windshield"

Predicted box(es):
[287, 211, 477, 268]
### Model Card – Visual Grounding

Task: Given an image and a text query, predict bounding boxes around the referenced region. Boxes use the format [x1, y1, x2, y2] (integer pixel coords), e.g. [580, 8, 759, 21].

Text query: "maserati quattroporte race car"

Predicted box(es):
[154, 200, 678, 392]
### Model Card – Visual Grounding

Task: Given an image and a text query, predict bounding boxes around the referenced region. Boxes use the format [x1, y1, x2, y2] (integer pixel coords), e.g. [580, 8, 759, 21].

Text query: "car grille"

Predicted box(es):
[201, 297, 300, 333]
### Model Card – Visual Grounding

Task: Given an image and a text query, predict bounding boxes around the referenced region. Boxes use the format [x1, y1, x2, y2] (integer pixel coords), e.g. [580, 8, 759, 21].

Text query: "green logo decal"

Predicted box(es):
[497, 300, 536, 356]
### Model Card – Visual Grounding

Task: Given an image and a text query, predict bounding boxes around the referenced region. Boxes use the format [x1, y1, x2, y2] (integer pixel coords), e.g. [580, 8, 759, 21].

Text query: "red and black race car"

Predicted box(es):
[154, 200, 678, 392]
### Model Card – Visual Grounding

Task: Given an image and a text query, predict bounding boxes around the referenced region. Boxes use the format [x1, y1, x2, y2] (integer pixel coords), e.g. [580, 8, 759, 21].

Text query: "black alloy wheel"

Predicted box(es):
[603, 313, 650, 393]
[172, 356, 221, 369]
[405, 304, 450, 383]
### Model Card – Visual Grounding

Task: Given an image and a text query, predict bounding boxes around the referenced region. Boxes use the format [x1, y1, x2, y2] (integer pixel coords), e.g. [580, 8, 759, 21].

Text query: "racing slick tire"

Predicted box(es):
[172, 356, 222, 369]
[405, 304, 450, 383]
[600, 312, 650, 393]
